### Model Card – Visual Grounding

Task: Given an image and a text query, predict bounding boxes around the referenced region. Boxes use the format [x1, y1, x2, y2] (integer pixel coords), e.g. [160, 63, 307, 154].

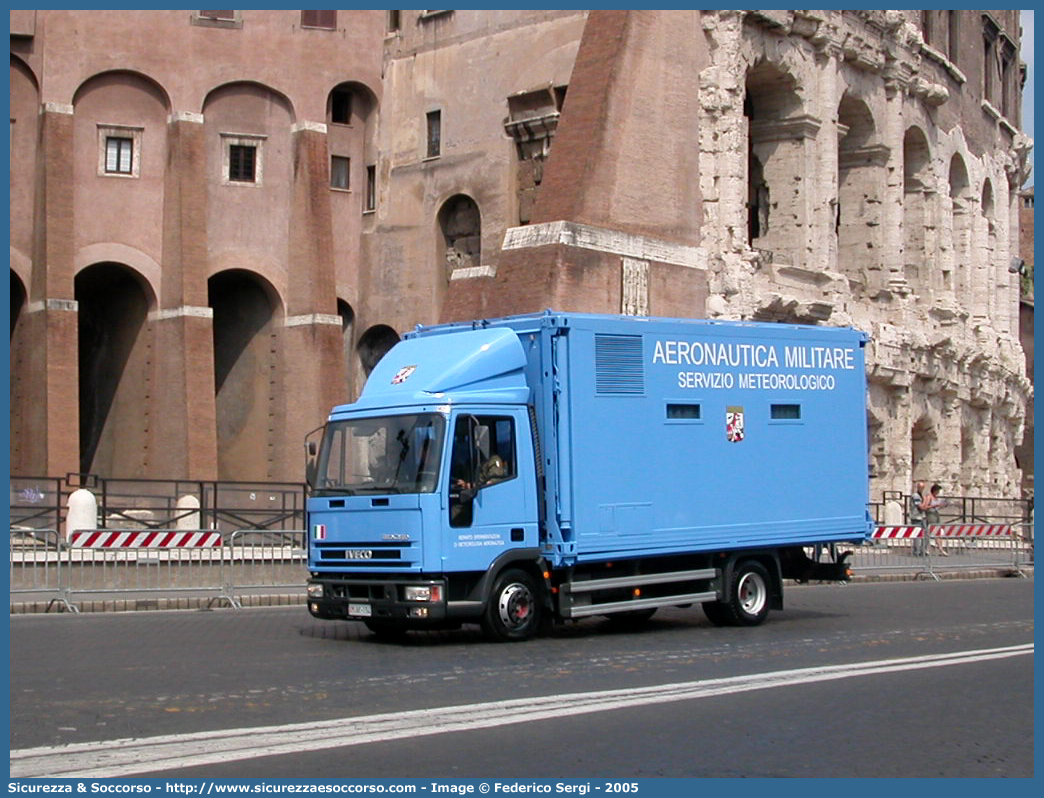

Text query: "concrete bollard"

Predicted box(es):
[66, 488, 98, 542]
[882, 499, 903, 526]
[176, 494, 202, 530]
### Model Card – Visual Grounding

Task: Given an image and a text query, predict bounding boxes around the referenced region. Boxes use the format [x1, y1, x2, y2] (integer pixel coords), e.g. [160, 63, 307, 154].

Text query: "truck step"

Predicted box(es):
[562, 591, 718, 619]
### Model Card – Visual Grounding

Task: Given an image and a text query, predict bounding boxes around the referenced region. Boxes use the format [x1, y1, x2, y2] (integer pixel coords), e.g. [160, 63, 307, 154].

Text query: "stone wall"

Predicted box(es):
[693, 10, 1030, 497]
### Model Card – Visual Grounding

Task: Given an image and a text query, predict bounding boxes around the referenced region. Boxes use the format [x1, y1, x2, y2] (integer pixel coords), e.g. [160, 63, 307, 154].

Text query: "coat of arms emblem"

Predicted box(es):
[726, 406, 745, 442]
[391, 365, 417, 384]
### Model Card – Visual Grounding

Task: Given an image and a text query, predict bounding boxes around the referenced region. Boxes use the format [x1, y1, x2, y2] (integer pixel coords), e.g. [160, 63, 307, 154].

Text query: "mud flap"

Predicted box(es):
[781, 547, 853, 583]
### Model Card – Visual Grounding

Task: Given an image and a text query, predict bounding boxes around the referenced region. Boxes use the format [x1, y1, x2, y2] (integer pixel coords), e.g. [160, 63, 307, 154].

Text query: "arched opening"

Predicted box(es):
[438, 195, 482, 279]
[202, 82, 294, 254]
[910, 416, 937, 485]
[72, 71, 171, 251]
[326, 81, 378, 194]
[76, 262, 153, 477]
[867, 410, 886, 484]
[357, 324, 400, 377]
[980, 179, 999, 323]
[960, 411, 984, 495]
[326, 81, 376, 129]
[948, 153, 972, 295]
[10, 270, 26, 338]
[744, 61, 804, 265]
[9, 269, 30, 473]
[836, 94, 885, 288]
[902, 127, 931, 287]
[209, 269, 279, 481]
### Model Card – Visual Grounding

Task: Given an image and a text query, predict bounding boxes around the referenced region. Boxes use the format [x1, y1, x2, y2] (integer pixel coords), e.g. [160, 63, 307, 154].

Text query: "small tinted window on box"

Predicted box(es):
[771, 404, 801, 420]
[667, 404, 701, 420]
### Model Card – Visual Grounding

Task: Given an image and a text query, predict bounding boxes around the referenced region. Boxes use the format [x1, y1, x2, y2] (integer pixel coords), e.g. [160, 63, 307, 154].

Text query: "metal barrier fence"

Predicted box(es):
[9, 474, 308, 537]
[216, 530, 308, 609]
[59, 529, 232, 609]
[9, 478, 65, 531]
[843, 523, 1033, 580]
[881, 491, 1031, 526]
[8, 529, 76, 612]
[8, 528, 307, 613]
[67, 475, 307, 534]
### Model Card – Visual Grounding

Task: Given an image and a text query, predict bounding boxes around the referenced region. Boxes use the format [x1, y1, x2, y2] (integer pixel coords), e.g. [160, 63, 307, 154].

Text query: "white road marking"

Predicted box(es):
[11, 643, 1033, 778]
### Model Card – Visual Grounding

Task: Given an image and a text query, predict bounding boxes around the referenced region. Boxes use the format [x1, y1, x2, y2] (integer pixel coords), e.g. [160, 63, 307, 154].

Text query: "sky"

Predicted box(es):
[1022, 9, 1034, 187]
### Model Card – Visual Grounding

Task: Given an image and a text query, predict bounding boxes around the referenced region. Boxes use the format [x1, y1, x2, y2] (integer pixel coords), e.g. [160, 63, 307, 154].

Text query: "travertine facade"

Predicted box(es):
[9, 10, 1033, 500]
[690, 10, 1033, 498]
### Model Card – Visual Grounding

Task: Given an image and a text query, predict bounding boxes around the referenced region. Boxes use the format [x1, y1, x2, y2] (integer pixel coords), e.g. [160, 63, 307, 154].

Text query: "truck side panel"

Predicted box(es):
[554, 319, 868, 563]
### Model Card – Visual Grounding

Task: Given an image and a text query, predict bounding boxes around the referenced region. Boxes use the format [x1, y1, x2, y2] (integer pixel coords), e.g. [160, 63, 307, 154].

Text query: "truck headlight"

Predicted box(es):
[404, 585, 442, 602]
[307, 583, 324, 599]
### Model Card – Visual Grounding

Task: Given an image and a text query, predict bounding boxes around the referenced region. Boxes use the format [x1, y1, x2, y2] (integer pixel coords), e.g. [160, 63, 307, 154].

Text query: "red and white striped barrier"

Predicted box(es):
[928, 524, 1014, 538]
[872, 526, 923, 539]
[70, 530, 222, 548]
[873, 524, 1014, 540]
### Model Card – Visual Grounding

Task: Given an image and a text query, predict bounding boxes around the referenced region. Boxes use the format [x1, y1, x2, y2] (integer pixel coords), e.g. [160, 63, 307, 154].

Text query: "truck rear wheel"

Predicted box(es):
[703, 560, 771, 627]
[481, 568, 542, 642]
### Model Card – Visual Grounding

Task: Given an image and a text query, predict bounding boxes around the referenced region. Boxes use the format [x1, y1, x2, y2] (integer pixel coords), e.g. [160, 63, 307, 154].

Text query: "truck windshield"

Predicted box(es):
[314, 414, 446, 496]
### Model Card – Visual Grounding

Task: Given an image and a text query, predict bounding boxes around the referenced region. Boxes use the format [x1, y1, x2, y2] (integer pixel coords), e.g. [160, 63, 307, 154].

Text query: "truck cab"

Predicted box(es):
[306, 327, 547, 639]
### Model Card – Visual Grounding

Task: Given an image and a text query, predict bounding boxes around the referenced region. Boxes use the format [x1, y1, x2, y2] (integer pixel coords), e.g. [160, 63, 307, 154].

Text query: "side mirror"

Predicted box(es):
[303, 425, 325, 491]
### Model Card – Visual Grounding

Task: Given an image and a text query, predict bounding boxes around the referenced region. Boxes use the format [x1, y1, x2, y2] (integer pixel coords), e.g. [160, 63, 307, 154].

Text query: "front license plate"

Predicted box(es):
[348, 603, 372, 618]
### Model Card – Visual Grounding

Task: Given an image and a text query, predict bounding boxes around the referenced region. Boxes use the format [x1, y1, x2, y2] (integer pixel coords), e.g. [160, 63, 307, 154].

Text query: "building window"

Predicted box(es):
[192, 10, 241, 28]
[982, 16, 1000, 105]
[330, 89, 352, 125]
[426, 110, 441, 159]
[331, 155, 350, 191]
[947, 11, 960, 64]
[221, 133, 265, 186]
[229, 144, 256, 182]
[97, 124, 142, 178]
[387, 10, 401, 32]
[365, 164, 376, 211]
[921, 11, 934, 46]
[301, 10, 336, 29]
[105, 137, 133, 174]
[1000, 43, 1016, 119]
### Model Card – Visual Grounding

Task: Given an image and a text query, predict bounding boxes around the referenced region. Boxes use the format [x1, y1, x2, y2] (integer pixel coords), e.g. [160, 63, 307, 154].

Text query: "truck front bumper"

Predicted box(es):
[307, 575, 463, 624]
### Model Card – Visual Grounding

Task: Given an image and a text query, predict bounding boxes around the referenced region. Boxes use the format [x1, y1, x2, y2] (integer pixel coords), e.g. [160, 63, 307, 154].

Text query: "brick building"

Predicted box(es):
[9, 10, 1033, 499]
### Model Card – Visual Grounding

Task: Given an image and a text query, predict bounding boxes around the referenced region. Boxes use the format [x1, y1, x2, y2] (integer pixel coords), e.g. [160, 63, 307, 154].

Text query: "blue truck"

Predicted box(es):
[305, 311, 873, 640]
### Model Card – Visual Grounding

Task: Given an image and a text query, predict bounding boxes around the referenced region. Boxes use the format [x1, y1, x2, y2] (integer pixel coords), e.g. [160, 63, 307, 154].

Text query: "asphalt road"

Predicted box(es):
[9, 578, 1034, 778]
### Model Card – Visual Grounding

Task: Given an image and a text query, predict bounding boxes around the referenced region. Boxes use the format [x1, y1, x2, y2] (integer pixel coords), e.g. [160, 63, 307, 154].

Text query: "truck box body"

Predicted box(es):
[306, 311, 872, 638]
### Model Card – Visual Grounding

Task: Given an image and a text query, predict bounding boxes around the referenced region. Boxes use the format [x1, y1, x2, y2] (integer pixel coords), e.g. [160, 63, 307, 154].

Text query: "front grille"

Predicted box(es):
[313, 540, 416, 568]
[326, 582, 397, 601]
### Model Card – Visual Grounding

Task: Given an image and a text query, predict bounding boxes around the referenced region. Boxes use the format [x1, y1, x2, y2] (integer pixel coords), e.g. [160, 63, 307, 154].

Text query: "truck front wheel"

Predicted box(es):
[481, 569, 542, 642]
[703, 560, 771, 627]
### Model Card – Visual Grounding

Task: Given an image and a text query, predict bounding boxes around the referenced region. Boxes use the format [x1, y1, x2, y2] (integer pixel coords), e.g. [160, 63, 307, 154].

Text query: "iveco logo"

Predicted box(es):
[346, 549, 373, 560]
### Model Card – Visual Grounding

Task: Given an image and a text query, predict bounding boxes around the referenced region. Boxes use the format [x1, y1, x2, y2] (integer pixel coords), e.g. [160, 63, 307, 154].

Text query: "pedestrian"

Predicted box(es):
[922, 483, 949, 556]
[910, 481, 927, 556]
